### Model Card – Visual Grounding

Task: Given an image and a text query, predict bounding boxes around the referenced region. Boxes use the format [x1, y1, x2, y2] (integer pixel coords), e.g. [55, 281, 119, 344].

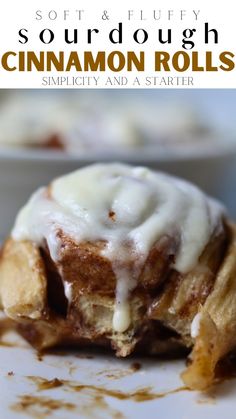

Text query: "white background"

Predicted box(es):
[0, 0, 235, 88]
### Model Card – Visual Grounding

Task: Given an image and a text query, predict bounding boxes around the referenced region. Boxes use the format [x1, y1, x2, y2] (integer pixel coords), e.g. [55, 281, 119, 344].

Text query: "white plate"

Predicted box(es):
[0, 325, 236, 419]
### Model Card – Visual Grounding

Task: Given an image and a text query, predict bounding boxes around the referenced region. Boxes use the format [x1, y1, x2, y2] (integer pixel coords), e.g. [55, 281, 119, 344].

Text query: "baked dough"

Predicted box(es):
[0, 163, 233, 390]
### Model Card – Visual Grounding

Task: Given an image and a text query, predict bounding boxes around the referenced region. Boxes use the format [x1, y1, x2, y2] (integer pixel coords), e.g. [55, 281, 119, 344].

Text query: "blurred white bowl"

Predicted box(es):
[0, 142, 236, 239]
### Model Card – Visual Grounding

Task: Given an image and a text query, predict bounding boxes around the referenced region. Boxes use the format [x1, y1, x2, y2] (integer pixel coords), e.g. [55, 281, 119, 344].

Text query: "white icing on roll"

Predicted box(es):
[191, 312, 202, 338]
[64, 282, 73, 304]
[12, 163, 224, 333]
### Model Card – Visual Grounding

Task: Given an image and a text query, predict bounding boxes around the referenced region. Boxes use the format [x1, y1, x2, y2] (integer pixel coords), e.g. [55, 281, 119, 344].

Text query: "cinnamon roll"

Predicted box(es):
[0, 163, 234, 390]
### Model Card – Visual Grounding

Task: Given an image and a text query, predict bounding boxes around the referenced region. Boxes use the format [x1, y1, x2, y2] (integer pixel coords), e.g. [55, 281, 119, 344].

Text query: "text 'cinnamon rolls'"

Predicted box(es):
[0, 163, 235, 390]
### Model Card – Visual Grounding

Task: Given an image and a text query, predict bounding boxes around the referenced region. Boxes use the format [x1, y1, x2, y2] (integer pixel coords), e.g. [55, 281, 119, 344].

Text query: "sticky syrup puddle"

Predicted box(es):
[11, 394, 76, 415]
[27, 375, 189, 402]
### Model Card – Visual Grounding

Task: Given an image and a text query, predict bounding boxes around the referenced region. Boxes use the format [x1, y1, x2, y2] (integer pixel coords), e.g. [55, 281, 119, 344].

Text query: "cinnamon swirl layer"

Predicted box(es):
[0, 163, 231, 390]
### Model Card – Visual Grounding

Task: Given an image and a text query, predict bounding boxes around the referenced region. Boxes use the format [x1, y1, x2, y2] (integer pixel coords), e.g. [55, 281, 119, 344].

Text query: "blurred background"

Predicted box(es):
[0, 89, 235, 238]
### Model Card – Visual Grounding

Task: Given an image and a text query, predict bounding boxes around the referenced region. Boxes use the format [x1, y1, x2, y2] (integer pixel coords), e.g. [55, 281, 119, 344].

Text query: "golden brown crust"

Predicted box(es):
[0, 220, 232, 390]
[0, 239, 47, 320]
[148, 225, 227, 346]
[182, 223, 236, 390]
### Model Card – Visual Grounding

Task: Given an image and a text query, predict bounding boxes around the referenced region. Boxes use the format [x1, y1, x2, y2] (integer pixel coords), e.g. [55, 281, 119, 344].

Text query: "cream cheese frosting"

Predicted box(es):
[190, 312, 202, 339]
[12, 163, 224, 333]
